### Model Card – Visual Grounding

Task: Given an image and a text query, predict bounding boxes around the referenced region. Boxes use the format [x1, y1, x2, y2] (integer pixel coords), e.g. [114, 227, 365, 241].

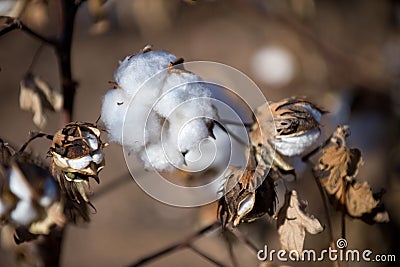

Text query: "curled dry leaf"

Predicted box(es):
[315, 125, 389, 224]
[19, 72, 63, 129]
[277, 190, 324, 253]
[49, 122, 106, 208]
[218, 152, 277, 227]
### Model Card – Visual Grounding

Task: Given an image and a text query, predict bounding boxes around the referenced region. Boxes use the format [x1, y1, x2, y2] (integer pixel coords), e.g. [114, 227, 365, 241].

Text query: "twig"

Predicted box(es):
[223, 232, 239, 267]
[128, 221, 222, 267]
[18, 132, 54, 154]
[227, 226, 259, 254]
[310, 167, 340, 267]
[219, 119, 254, 128]
[188, 245, 228, 267]
[0, 16, 56, 45]
[27, 43, 45, 72]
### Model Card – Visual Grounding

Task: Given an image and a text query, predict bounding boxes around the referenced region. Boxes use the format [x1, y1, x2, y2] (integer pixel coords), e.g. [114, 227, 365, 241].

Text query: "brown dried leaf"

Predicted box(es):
[19, 73, 63, 129]
[277, 190, 324, 253]
[315, 125, 389, 224]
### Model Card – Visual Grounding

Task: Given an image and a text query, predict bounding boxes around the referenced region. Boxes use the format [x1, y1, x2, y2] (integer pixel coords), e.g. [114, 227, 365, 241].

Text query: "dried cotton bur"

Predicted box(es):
[49, 122, 106, 210]
[101, 45, 217, 172]
[0, 139, 65, 244]
[314, 125, 389, 224]
[219, 97, 325, 229]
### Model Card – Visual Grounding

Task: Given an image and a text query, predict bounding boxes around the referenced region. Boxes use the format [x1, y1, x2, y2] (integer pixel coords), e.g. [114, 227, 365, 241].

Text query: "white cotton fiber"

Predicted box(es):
[177, 119, 210, 153]
[101, 49, 218, 172]
[11, 200, 38, 226]
[273, 128, 321, 157]
[101, 88, 129, 144]
[115, 51, 176, 96]
[8, 167, 32, 201]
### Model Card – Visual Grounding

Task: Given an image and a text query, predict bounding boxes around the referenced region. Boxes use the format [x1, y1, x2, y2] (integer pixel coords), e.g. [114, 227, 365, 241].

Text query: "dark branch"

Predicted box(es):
[0, 16, 56, 45]
[127, 221, 222, 267]
[188, 245, 228, 267]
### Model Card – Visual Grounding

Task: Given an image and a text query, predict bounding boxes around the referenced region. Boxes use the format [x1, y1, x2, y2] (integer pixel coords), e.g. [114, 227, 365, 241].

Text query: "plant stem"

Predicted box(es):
[54, 0, 81, 125]
[188, 245, 228, 267]
[227, 226, 259, 254]
[0, 16, 56, 44]
[128, 221, 221, 267]
[18, 132, 54, 154]
[311, 168, 340, 267]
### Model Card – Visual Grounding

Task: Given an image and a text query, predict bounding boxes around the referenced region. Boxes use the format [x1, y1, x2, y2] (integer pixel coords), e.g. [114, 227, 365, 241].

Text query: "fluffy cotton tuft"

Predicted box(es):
[101, 50, 218, 172]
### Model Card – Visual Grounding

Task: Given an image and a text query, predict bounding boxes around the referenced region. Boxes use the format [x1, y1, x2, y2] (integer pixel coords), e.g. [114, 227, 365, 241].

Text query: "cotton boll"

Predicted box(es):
[184, 125, 231, 173]
[10, 200, 39, 226]
[115, 51, 176, 96]
[273, 128, 321, 157]
[8, 166, 32, 201]
[101, 88, 129, 144]
[91, 150, 104, 165]
[177, 119, 210, 153]
[299, 103, 323, 122]
[83, 132, 99, 150]
[66, 155, 92, 170]
[141, 144, 183, 172]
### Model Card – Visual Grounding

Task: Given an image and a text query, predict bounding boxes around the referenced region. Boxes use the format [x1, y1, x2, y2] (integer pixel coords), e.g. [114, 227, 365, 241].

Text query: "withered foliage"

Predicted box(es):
[315, 125, 389, 224]
[19, 73, 63, 129]
[277, 190, 324, 253]
[219, 97, 325, 228]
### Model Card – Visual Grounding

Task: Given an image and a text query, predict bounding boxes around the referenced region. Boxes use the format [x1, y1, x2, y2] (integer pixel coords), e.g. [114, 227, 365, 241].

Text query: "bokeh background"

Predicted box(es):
[0, 0, 399, 266]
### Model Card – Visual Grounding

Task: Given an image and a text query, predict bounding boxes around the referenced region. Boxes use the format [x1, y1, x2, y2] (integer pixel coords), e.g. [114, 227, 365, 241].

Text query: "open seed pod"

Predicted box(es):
[0, 157, 65, 243]
[49, 122, 106, 204]
[218, 152, 277, 227]
[268, 97, 325, 157]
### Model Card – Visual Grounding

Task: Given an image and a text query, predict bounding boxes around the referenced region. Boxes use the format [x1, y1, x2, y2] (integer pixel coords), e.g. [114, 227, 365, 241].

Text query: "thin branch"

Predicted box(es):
[219, 119, 254, 128]
[18, 132, 54, 154]
[226, 226, 259, 254]
[128, 221, 222, 267]
[188, 245, 228, 267]
[27, 43, 45, 72]
[0, 16, 56, 45]
[310, 167, 340, 267]
[223, 232, 239, 267]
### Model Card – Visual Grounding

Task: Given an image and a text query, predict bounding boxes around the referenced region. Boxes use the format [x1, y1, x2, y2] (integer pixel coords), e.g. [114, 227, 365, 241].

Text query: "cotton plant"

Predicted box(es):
[101, 46, 218, 172]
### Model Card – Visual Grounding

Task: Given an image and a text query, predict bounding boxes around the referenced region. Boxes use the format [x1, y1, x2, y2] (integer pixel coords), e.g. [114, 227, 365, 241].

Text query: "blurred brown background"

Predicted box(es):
[0, 0, 399, 266]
